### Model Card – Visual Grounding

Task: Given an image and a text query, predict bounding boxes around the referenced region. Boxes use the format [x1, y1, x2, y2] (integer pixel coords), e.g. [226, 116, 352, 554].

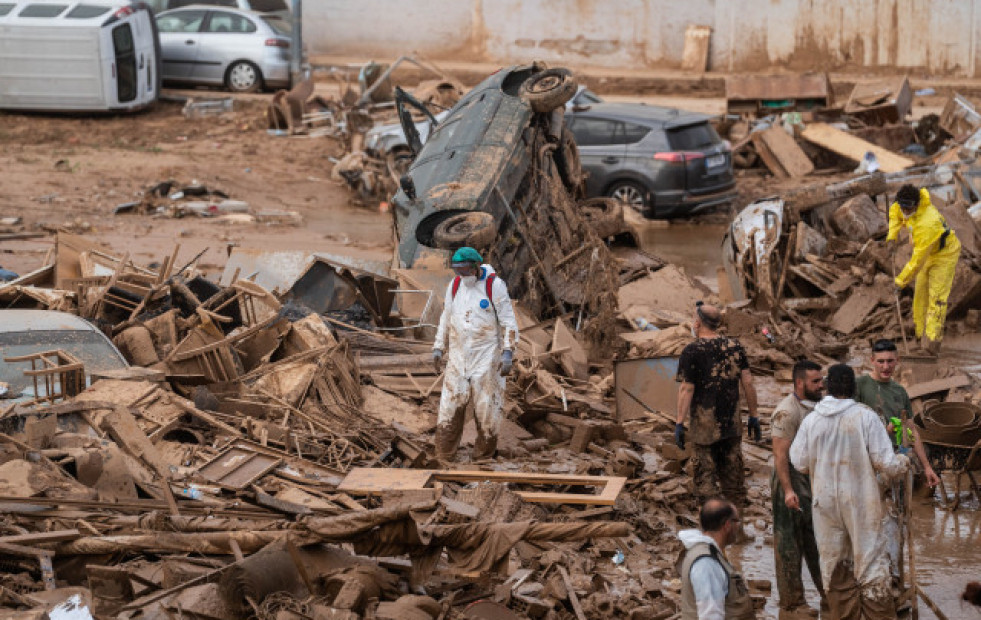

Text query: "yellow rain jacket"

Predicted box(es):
[887, 188, 961, 341]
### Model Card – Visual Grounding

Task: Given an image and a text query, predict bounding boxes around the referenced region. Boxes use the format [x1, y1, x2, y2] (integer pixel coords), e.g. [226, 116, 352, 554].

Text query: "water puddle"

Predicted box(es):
[731, 492, 981, 619]
[634, 220, 727, 291]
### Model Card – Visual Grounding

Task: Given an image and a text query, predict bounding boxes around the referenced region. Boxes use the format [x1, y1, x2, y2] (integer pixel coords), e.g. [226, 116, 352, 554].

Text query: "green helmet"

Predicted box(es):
[451, 246, 482, 265]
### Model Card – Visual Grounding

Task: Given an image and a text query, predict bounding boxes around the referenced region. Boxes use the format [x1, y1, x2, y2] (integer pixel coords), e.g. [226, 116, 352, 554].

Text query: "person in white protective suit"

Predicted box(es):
[432, 247, 519, 461]
[790, 364, 910, 620]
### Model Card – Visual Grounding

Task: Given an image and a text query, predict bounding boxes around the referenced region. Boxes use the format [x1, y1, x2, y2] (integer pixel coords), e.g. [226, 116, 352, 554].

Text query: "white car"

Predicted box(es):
[156, 5, 291, 92]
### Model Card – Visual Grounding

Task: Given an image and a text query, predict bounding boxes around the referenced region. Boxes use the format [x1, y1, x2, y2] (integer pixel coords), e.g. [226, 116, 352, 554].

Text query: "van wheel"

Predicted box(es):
[519, 69, 578, 113]
[580, 198, 624, 239]
[226, 61, 263, 93]
[607, 181, 648, 212]
[432, 212, 497, 250]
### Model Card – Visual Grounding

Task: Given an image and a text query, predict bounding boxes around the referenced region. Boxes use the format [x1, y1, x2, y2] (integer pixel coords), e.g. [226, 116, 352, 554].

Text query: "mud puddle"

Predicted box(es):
[635, 220, 727, 291]
[732, 493, 980, 619]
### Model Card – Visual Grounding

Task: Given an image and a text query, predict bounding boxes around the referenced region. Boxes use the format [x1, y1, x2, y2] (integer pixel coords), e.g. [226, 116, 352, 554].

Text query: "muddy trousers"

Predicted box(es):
[911, 243, 960, 343]
[434, 368, 504, 462]
[771, 470, 824, 610]
[827, 561, 897, 620]
[691, 436, 746, 505]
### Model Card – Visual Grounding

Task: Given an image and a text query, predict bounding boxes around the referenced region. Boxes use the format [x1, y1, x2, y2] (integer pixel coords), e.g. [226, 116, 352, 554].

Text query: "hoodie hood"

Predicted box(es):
[813, 395, 856, 417]
[479, 264, 496, 278]
[678, 528, 719, 551]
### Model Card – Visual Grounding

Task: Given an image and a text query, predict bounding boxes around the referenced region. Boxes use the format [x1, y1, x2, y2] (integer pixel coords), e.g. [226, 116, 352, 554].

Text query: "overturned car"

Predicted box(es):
[391, 63, 625, 339]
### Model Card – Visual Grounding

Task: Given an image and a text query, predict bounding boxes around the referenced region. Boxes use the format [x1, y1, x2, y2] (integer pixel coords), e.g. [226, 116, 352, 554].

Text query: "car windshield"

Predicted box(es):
[261, 15, 290, 36]
[666, 122, 720, 151]
[0, 330, 127, 395]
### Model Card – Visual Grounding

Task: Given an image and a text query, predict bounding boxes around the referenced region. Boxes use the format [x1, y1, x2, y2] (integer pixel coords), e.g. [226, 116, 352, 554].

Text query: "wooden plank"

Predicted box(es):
[551, 317, 588, 381]
[906, 375, 970, 399]
[337, 468, 627, 506]
[0, 529, 80, 546]
[680, 24, 711, 72]
[800, 122, 913, 173]
[828, 286, 880, 335]
[751, 131, 789, 179]
[757, 126, 814, 177]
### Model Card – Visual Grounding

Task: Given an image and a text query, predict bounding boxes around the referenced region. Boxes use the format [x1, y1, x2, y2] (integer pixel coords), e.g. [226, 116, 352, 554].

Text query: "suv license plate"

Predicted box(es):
[706, 154, 726, 169]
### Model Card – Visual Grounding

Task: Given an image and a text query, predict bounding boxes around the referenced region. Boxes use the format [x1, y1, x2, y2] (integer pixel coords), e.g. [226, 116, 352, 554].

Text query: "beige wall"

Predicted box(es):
[304, 0, 981, 76]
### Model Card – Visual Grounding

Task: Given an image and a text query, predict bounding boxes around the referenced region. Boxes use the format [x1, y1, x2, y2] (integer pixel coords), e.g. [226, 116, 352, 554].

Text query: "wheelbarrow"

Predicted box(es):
[925, 437, 981, 511]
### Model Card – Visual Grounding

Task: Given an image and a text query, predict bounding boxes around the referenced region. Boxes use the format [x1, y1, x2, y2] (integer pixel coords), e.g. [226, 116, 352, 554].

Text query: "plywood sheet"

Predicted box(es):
[681, 25, 711, 72]
[800, 122, 913, 172]
[754, 127, 814, 177]
[828, 286, 880, 334]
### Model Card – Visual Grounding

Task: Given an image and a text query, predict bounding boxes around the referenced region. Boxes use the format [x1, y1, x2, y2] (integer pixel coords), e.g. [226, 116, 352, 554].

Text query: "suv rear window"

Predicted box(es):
[19, 4, 68, 17]
[0, 3, 15, 16]
[667, 122, 720, 151]
[250, 0, 287, 11]
[262, 15, 290, 36]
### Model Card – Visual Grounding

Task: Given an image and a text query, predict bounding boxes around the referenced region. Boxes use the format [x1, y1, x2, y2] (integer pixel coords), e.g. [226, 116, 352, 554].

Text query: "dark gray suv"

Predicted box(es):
[566, 103, 736, 218]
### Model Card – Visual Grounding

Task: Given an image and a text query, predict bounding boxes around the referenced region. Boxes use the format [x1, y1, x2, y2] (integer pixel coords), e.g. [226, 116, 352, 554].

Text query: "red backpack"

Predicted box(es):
[451, 273, 497, 306]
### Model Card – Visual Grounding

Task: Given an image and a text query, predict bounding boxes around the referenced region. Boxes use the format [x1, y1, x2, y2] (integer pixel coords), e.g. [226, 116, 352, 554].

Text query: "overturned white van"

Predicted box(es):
[0, 1, 160, 112]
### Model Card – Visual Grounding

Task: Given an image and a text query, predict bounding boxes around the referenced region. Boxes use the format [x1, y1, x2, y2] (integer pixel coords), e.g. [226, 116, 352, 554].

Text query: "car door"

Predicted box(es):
[567, 116, 626, 196]
[192, 10, 258, 84]
[156, 9, 206, 79]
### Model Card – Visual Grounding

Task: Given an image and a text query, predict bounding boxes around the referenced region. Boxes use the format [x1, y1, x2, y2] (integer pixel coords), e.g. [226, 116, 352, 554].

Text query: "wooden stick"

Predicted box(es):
[900, 407, 919, 619]
[916, 584, 949, 620]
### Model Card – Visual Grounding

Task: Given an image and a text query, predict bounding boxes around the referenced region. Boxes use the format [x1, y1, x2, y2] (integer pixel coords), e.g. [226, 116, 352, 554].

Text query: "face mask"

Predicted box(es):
[462, 275, 477, 285]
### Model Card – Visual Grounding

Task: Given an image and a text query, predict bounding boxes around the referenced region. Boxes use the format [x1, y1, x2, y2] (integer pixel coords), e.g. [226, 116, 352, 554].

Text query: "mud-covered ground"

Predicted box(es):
[2, 78, 978, 620]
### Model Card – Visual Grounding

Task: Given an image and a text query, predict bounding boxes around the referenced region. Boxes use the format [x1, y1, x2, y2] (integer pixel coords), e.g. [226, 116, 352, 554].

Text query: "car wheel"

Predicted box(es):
[519, 68, 578, 113]
[607, 181, 649, 212]
[580, 198, 624, 239]
[225, 61, 263, 93]
[432, 212, 497, 250]
[554, 127, 583, 191]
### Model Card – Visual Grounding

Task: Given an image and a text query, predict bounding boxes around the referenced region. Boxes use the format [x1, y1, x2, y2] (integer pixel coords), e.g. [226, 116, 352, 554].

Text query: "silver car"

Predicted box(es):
[156, 6, 291, 92]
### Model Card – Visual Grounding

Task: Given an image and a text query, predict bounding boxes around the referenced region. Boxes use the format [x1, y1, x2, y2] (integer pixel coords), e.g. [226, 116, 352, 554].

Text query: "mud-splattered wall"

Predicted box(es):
[304, 0, 981, 76]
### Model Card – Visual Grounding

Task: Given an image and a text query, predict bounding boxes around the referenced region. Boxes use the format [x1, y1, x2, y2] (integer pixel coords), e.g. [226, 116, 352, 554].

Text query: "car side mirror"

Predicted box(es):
[400, 175, 417, 201]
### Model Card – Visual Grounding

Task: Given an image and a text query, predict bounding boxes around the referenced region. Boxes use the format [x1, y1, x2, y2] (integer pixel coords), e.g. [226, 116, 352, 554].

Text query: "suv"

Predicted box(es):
[566, 103, 736, 218]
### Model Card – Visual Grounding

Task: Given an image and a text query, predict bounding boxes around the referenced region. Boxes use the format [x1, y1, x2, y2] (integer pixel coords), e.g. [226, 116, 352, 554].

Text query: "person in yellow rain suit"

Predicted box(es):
[887, 185, 961, 354]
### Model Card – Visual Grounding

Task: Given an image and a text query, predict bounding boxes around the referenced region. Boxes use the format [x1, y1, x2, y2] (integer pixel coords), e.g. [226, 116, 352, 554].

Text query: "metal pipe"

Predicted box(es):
[290, 0, 304, 87]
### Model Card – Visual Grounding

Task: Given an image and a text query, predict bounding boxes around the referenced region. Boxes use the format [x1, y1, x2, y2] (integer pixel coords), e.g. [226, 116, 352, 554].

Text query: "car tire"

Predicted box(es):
[225, 61, 263, 93]
[579, 198, 624, 239]
[607, 180, 649, 213]
[432, 212, 497, 250]
[519, 69, 578, 113]
[554, 127, 583, 190]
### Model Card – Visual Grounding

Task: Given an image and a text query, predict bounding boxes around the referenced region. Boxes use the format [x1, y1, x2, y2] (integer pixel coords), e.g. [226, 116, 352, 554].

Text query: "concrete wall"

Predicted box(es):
[305, 0, 981, 76]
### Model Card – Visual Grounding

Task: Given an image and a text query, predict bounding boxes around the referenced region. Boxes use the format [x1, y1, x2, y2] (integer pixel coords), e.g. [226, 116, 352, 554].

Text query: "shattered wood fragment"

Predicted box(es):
[800, 122, 913, 172]
[752, 126, 814, 178]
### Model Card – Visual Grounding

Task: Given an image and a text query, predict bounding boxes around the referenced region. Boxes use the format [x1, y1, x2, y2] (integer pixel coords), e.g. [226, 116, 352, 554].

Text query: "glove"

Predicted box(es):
[674, 423, 686, 450]
[500, 350, 513, 376]
[433, 349, 443, 373]
[747, 416, 762, 442]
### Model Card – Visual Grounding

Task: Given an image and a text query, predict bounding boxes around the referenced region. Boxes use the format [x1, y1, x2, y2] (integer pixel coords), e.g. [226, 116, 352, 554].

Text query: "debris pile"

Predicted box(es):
[0, 225, 785, 620]
[112, 180, 302, 226]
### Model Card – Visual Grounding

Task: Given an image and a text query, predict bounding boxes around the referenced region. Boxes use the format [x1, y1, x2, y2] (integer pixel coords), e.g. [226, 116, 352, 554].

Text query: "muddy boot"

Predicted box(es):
[472, 432, 498, 461]
[434, 412, 465, 463]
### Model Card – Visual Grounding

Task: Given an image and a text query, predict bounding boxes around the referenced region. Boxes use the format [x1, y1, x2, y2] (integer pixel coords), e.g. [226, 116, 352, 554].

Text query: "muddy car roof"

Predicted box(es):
[0, 309, 104, 333]
[572, 102, 713, 129]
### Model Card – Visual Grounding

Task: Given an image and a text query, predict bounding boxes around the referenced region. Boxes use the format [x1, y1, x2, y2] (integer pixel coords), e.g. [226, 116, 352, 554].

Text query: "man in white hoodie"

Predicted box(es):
[790, 364, 910, 620]
[677, 499, 756, 620]
[432, 247, 519, 462]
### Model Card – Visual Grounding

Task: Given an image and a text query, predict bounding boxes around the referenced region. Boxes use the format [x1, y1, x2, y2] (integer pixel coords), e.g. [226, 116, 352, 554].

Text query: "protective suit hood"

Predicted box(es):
[812, 395, 855, 418]
[678, 528, 719, 551]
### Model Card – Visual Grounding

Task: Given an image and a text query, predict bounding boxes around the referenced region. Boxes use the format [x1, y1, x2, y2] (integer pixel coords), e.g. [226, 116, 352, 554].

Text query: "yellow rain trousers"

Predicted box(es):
[888, 188, 961, 343]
